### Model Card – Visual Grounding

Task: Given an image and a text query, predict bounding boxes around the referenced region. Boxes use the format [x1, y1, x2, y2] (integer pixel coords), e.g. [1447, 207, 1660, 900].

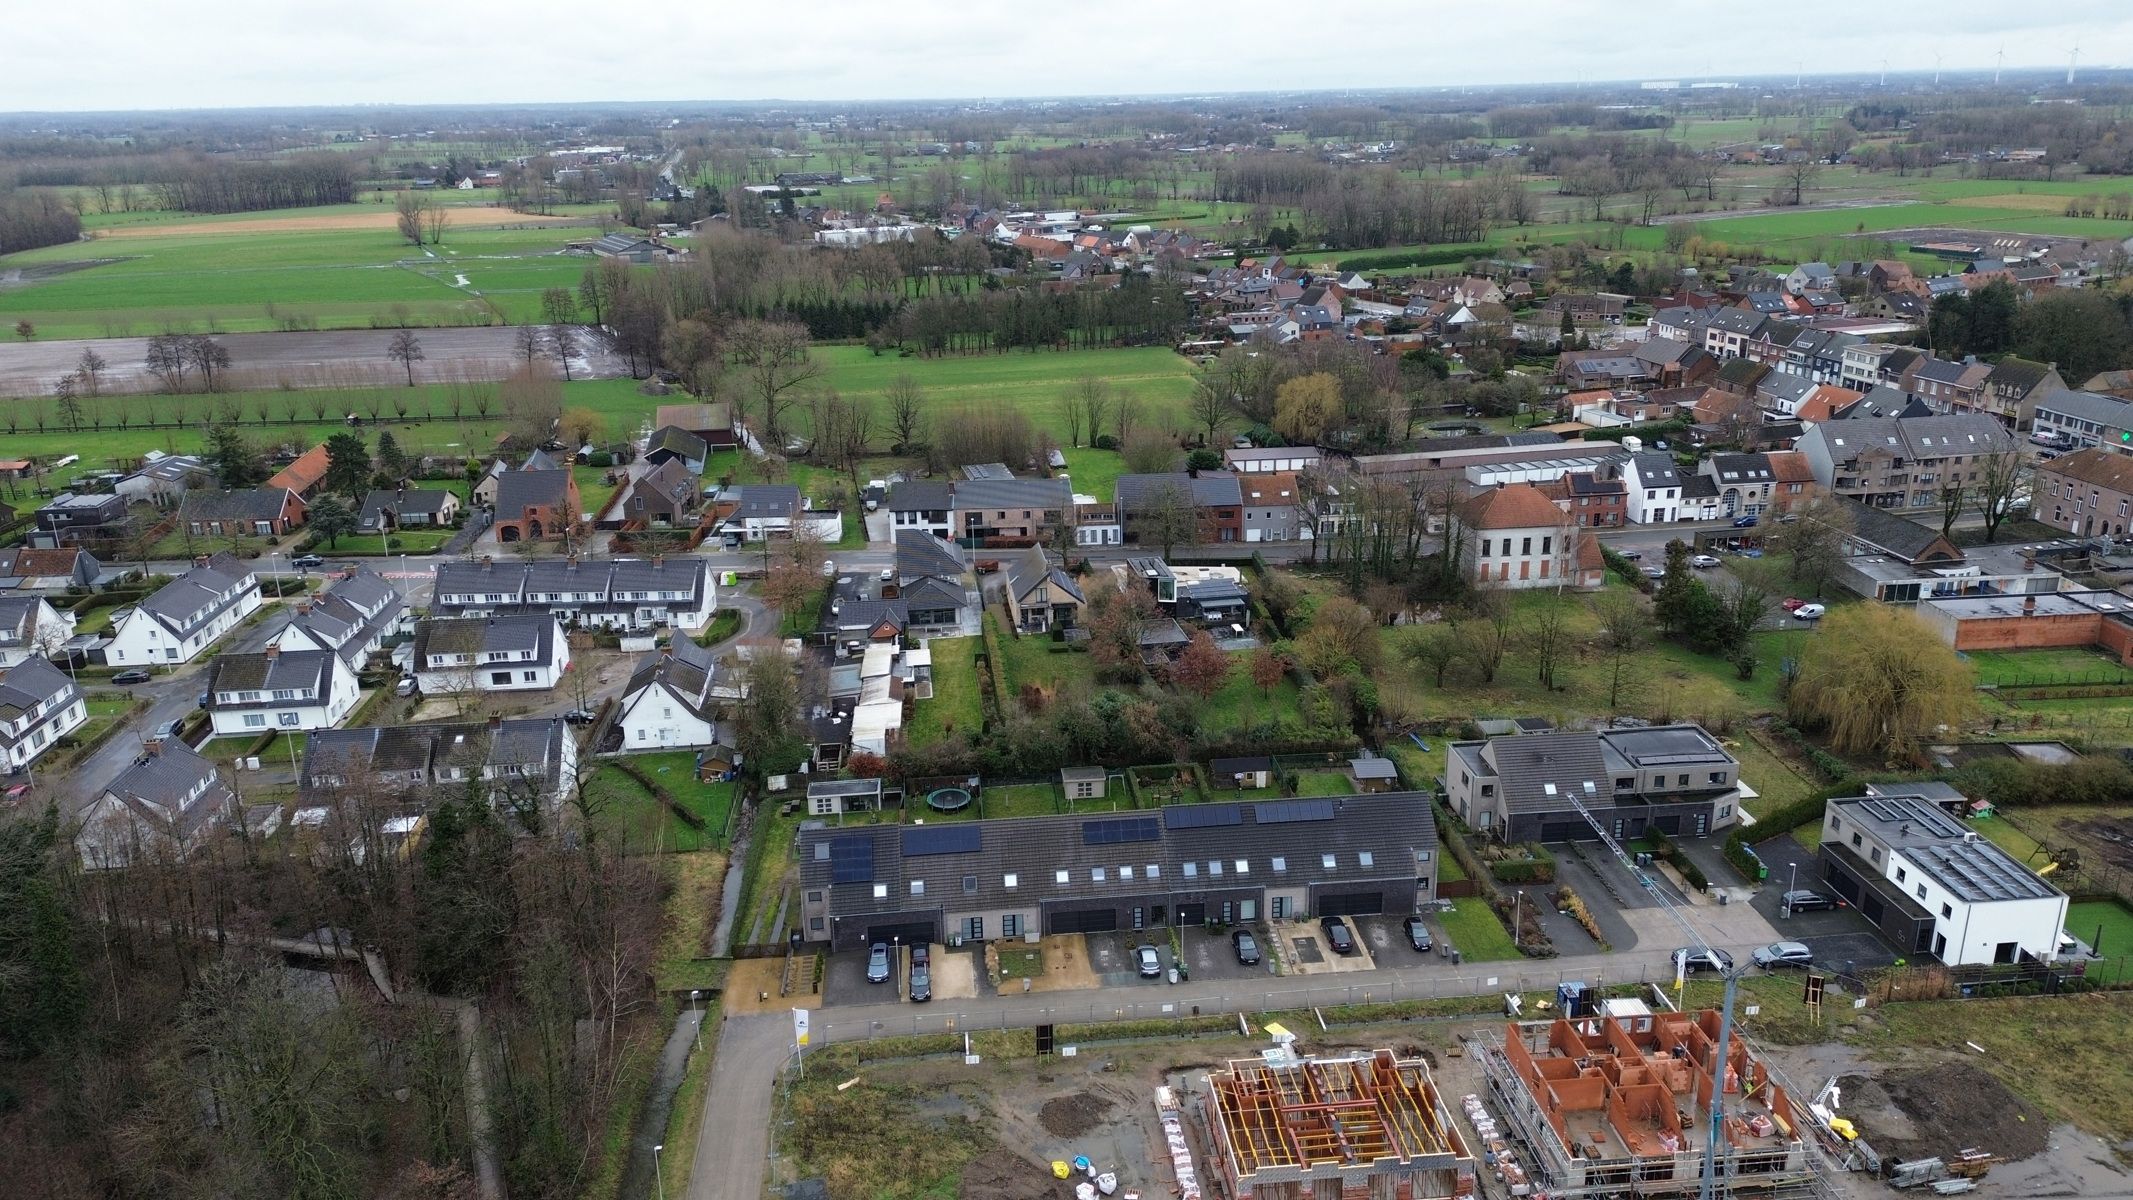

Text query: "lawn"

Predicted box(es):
[1291, 770, 1357, 797]
[2067, 899, 2133, 959]
[1965, 646, 2133, 689]
[312, 528, 456, 556]
[1730, 729, 1820, 820]
[655, 850, 731, 992]
[993, 622, 1098, 702]
[1196, 662, 1302, 734]
[981, 782, 1060, 819]
[592, 757, 737, 853]
[1435, 898, 1520, 962]
[907, 637, 981, 747]
[812, 344, 1200, 445]
[628, 751, 740, 843]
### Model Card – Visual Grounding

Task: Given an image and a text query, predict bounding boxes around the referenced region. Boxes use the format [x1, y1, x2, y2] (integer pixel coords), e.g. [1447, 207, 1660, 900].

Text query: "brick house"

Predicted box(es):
[180, 487, 308, 538]
[1538, 471, 1626, 528]
[2038, 447, 2133, 537]
[494, 470, 580, 543]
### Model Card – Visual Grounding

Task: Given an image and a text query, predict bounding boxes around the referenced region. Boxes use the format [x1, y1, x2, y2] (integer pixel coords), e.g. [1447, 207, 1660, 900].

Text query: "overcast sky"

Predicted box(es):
[7, 1, 2133, 113]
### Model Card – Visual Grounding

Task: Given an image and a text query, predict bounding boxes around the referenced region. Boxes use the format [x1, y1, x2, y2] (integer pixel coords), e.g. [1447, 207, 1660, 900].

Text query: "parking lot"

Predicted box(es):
[1747, 834, 1901, 977]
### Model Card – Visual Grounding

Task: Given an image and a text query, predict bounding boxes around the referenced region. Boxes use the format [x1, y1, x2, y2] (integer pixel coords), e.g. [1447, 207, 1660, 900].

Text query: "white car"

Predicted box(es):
[1690, 554, 1722, 569]
[1793, 603, 1826, 620]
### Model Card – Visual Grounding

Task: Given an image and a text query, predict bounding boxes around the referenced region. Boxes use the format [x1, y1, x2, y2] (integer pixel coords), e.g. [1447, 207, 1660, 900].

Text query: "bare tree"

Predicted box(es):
[394, 191, 429, 246]
[387, 330, 425, 387]
[729, 319, 822, 450]
[545, 326, 576, 382]
[182, 334, 230, 392]
[514, 325, 543, 370]
[1590, 589, 1650, 710]
[75, 346, 107, 396]
[1938, 480, 1969, 538]
[1783, 159, 1823, 207]
[1972, 448, 2028, 542]
[1129, 480, 1200, 557]
[1065, 376, 1111, 448]
[423, 202, 450, 246]
[885, 372, 926, 453]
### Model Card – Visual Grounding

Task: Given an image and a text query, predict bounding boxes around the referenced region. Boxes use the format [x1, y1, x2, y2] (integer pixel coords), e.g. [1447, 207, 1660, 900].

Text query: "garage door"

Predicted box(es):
[863, 920, 936, 947]
[1046, 907, 1118, 935]
[1175, 903, 1206, 926]
[1539, 821, 1585, 842]
[1316, 891, 1383, 917]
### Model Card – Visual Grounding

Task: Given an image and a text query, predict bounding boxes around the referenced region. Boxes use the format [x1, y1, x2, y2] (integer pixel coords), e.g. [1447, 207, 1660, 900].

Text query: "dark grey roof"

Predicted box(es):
[1680, 474, 1718, 499]
[359, 488, 455, 524]
[731, 484, 801, 519]
[797, 791, 1439, 920]
[180, 487, 294, 523]
[1005, 547, 1081, 604]
[1986, 358, 2057, 395]
[623, 636, 718, 717]
[894, 530, 966, 581]
[1628, 450, 1681, 488]
[1350, 757, 1400, 780]
[1708, 453, 1774, 484]
[432, 557, 710, 613]
[648, 425, 708, 461]
[496, 470, 571, 514]
[301, 719, 569, 797]
[961, 462, 1016, 481]
[136, 554, 255, 639]
[1115, 472, 1244, 510]
[1816, 413, 2014, 459]
[2033, 389, 2133, 427]
[0, 658, 77, 744]
[98, 743, 232, 844]
[885, 479, 954, 512]
[1704, 308, 1769, 336]
[414, 614, 558, 668]
[1835, 497, 1951, 562]
[207, 650, 336, 705]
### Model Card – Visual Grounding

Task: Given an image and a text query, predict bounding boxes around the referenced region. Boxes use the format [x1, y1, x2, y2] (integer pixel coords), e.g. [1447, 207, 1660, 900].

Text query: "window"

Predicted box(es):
[1677, 774, 1690, 787]
[277, 712, 301, 727]
[1207, 861, 1222, 878]
[1271, 856, 1286, 873]
[1002, 914, 1021, 938]
[873, 884, 888, 899]
[1719, 804, 1732, 819]
[1147, 864, 1160, 879]
[1271, 896, 1288, 919]
[1941, 903, 1953, 918]
[963, 875, 978, 896]
[243, 714, 267, 728]
[1053, 869, 1068, 885]
[808, 891, 823, 903]
[1183, 862, 1197, 878]
[1004, 873, 1018, 889]
[521, 671, 537, 682]
[1120, 866, 1134, 881]
[1520, 537, 1532, 556]
[1915, 883, 1927, 900]
[1091, 867, 1105, 883]
[1358, 852, 1374, 868]
[967, 916, 983, 941]
[1871, 847, 1882, 864]
[1708, 772, 1726, 785]
[1321, 853, 1336, 869]
[1895, 867, 1906, 883]
[1480, 538, 1491, 557]
[1234, 859, 1248, 875]
[1851, 832, 1863, 848]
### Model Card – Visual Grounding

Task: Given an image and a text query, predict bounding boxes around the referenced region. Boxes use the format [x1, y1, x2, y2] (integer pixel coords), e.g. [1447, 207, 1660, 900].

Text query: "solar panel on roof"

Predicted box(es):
[1163, 803, 1243, 829]
[1082, 817, 1161, 846]
[903, 825, 982, 857]
[1253, 799, 1337, 825]
[828, 837, 875, 884]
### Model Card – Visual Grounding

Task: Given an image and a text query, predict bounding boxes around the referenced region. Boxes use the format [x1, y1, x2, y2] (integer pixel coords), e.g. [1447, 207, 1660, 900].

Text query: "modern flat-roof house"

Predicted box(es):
[796, 792, 1440, 951]
[106, 554, 261, 666]
[614, 636, 724, 749]
[205, 647, 360, 737]
[31, 492, 129, 549]
[1817, 794, 2068, 965]
[1224, 445, 1322, 474]
[0, 656, 86, 773]
[0, 596, 74, 668]
[431, 557, 716, 631]
[412, 614, 571, 695]
[271, 569, 406, 665]
[301, 718, 578, 816]
[357, 488, 461, 532]
[180, 487, 307, 539]
[1445, 724, 1743, 843]
[74, 741, 236, 869]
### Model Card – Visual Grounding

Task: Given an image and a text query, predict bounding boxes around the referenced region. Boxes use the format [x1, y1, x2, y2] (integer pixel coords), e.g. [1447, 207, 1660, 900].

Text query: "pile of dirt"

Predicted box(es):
[1836, 1062, 2049, 1163]
[958, 1148, 1057, 1200]
[1039, 1091, 1117, 1139]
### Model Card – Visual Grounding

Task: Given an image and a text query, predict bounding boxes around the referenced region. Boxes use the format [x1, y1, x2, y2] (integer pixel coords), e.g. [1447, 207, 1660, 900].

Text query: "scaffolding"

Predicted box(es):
[1200, 1049, 1476, 1200]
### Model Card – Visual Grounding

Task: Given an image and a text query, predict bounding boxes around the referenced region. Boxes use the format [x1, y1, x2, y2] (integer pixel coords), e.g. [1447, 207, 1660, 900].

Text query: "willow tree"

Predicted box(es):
[1787, 605, 1974, 763]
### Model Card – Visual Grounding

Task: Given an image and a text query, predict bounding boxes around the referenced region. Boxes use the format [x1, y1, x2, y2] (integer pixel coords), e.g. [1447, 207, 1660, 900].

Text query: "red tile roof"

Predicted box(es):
[267, 443, 330, 494]
[1462, 483, 1567, 530]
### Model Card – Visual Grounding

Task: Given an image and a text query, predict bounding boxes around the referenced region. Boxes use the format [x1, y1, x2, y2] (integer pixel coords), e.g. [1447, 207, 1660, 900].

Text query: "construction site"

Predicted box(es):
[1474, 1002, 1817, 1199]
[1195, 1045, 1476, 1200]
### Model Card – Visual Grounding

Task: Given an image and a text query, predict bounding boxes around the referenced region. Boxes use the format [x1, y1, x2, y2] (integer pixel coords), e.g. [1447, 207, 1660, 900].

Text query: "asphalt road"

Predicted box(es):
[0, 325, 629, 395]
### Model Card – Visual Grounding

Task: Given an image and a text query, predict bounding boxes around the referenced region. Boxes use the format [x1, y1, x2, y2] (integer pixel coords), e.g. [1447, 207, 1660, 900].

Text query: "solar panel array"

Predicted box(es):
[1164, 803, 1243, 829]
[828, 837, 875, 883]
[902, 825, 982, 857]
[1253, 799, 1337, 825]
[1083, 817, 1161, 845]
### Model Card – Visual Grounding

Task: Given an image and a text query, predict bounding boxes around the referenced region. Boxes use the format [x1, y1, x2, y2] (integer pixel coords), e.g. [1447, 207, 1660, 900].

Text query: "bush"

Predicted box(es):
[1602, 546, 1654, 594]
[1092, 434, 1118, 451]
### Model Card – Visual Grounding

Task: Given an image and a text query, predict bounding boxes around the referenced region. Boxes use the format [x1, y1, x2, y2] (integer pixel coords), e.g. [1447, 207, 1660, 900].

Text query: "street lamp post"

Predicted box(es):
[652, 1144, 664, 1200]
[692, 990, 704, 1050]
[1784, 861, 1797, 918]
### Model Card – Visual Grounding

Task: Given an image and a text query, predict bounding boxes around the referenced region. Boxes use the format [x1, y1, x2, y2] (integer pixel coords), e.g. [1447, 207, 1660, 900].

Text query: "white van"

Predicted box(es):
[53, 454, 80, 468]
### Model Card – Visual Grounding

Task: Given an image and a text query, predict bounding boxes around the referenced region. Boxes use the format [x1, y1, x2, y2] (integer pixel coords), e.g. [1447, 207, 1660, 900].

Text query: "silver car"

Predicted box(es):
[1752, 941, 1814, 970]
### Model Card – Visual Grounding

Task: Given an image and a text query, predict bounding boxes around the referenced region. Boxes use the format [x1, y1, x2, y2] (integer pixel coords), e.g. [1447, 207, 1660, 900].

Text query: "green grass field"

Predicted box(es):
[593, 755, 737, 853]
[1436, 898, 1520, 962]
[907, 637, 982, 747]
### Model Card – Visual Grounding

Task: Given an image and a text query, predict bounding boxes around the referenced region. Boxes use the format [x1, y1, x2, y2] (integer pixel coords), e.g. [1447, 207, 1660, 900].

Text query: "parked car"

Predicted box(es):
[819, 559, 836, 578]
[1617, 549, 1642, 562]
[1690, 554, 1722, 569]
[394, 677, 419, 698]
[1134, 944, 1164, 978]
[1732, 514, 1759, 528]
[1781, 889, 1835, 912]
[1780, 597, 1806, 612]
[908, 944, 931, 1002]
[1402, 916, 1434, 953]
[1231, 929, 1261, 966]
[291, 554, 326, 569]
[1792, 603, 1826, 620]
[1674, 947, 1734, 974]
[112, 669, 152, 685]
[1320, 916, 1357, 956]
[865, 942, 891, 984]
[1752, 941, 1815, 970]
[155, 718, 186, 740]
[1643, 566, 1666, 579]
[561, 708, 598, 725]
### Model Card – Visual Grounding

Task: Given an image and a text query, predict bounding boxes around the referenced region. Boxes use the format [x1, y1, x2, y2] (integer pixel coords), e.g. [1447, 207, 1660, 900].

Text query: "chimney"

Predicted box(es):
[143, 739, 163, 758]
[652, 553, 664, 568]
[488, 715, 502, 732]
[264, 644, 280, 658]
[2023, 594, 2037, 616]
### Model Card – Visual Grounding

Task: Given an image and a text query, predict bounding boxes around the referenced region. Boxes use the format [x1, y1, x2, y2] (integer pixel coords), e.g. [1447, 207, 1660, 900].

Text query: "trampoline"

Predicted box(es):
[925, 787, 974, 812]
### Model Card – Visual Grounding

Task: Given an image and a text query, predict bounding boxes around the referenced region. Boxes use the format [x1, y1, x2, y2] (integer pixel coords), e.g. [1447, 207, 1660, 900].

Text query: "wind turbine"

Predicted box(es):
[1795, 60, 1804, 89]
[2069, 43, 2081, 85]
[1880, 59, 1888, 87]
[1934, 52, 1943, 86]
[1995, 46, 2005, 86]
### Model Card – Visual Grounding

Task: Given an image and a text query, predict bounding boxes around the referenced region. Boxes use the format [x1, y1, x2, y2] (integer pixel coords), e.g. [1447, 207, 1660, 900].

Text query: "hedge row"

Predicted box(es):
[1487, 844, 1559, 885]
[1645, 828, 1708, 891]
[1766, 722, 1857, 787]
[977, 610, 1010, 730]
[610, 756, 707, 831]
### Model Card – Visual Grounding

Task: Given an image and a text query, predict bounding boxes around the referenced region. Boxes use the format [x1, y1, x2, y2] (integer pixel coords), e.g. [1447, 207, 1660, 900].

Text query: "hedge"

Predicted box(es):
[1487, 843, 1558, 885]
[1645, 828, 1708, 891]
[977, 610, 1011, 730]
[1601, 546, 1654, 594]
[1722, 786, 1842, 881]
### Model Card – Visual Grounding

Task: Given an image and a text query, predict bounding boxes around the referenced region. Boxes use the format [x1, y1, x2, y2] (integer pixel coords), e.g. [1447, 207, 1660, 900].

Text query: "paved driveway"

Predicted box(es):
[821, 949, 893, 1006]
[1747, 833, 1899, 977]
[1083, 931, 1165, 985]
[1180, 926, 1271, 981]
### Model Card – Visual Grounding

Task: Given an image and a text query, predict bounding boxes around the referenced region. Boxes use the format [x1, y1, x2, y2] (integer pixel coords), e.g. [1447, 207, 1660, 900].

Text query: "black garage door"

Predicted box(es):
[1047, 907, 1118, 935]
[864, 920, 937, 947]
[1175, 903, 1206, 926]
[1316, 891, 1383, 917]
[1539, 821, 1585, 842]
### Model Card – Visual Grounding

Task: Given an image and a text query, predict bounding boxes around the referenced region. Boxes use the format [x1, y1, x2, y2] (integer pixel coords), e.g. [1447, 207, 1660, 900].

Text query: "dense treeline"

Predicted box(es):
[1208, 157, 1497, 247]
[0, 188, 81, 254]
[152, 154, 359, 213]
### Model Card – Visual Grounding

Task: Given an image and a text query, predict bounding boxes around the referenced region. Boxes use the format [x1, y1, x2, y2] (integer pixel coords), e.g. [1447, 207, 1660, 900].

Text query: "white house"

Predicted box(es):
[272, 569, 407, 666]
[431, 557, 716, 632]
[204, 648, 361, 737]
[412, 614, 572, 695]
[0, 657, 86, 773]
[1459, 484, 1600, 591]
[614, 636, 723, 749]
[0, 596, 75, 667]
[1619, 450, 1685, 523]
[75, 741, 236, 869]
[106, 553, 261, 666]
[1818, 793, 2068, 967]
